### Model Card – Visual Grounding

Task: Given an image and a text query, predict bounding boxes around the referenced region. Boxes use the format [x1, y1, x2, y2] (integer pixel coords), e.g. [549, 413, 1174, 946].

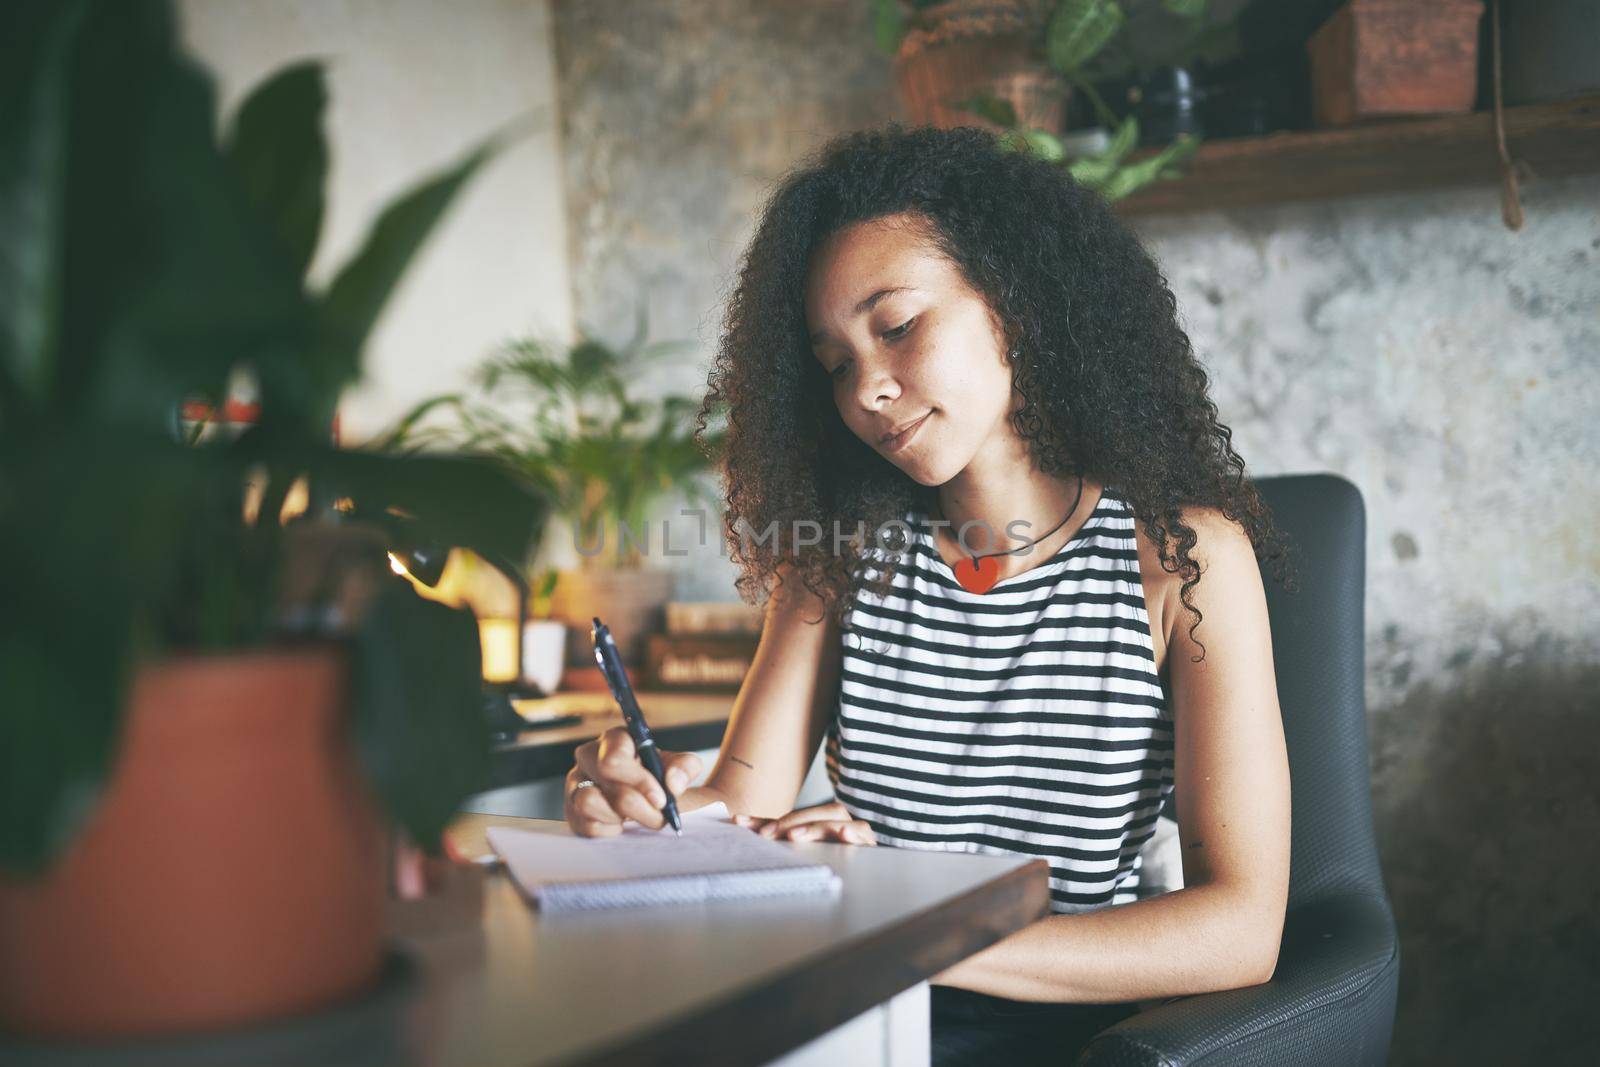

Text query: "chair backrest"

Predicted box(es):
[1161, 473, 1388, 907]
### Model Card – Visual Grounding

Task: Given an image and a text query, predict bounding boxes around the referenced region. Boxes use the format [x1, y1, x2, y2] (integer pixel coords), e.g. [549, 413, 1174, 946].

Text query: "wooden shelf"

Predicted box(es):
[1114, 96, 1600, 216]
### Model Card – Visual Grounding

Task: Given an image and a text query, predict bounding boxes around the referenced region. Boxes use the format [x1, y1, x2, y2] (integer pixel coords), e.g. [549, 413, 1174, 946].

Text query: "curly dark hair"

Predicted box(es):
[695, 122, 1297, 661]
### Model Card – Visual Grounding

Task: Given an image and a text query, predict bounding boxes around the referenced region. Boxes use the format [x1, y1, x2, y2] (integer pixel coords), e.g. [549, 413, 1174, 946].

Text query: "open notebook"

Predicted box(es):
[485, 801, 844, 912]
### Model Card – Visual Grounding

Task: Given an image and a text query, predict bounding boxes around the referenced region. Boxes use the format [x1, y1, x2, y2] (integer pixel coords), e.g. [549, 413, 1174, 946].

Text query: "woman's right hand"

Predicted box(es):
[565, 726, 715, 836]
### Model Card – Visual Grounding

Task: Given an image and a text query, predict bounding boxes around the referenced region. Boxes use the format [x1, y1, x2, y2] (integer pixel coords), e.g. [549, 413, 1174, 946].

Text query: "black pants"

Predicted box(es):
[930, 984, 1143, 1066]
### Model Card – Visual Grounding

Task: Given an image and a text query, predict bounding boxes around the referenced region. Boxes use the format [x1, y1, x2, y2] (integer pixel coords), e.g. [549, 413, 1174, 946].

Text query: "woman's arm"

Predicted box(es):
[565, 561, 842, 833]
[697, 561, 845, 818]
[931, 507, 1292, 1002]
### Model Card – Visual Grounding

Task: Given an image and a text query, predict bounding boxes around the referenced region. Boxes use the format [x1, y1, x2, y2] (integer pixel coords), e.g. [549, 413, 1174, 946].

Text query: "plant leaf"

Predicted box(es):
[1046, 0, 1125, 76]
[1020, 129, 1066, 164]
[0, 428, 214, 872]
[1066, 116, 1140, 186]
[0, 0, 82, 425]
[1099, 134, 1200, 201]
[311, 132, 505, 425]
[365, 392, 465, 452]
[567, 338, 618, 390]
[1104, 114, 1140, 163]
[954, 90, 1018, 129]
[1162, 0, 1207, 18]
[1067, 152, 1118, 187]
[870, 0, 907, 55]
[56, 0, 309, 431]
[351, 576, 490, 851]
[302, 445, 550, 566]
[223, 59, 328, 279]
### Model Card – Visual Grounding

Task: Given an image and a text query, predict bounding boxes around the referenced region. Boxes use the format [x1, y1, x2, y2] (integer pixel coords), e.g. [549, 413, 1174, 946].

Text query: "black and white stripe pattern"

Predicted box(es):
[825, 487, 1174, 913]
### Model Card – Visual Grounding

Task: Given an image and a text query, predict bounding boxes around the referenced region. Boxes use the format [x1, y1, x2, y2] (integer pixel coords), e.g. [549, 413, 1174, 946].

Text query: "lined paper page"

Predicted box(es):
[487, 802, 843, 911]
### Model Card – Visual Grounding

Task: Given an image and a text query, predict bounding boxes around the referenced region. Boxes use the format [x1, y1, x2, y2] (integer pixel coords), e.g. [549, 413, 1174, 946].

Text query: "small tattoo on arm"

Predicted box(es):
[730, 756, 755, 770]
[1188, 840, 1204, 849]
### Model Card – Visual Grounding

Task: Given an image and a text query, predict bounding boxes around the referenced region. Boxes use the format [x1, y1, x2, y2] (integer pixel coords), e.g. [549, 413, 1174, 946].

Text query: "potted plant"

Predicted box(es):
[0, 0, 546, 1038]
[873, 0, 1241, 202]
[875, 0, 1072, 133]
[380, 311, 726, 676]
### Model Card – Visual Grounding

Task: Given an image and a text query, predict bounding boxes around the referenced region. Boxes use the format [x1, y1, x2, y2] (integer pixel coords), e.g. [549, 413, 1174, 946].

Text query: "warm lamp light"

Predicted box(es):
[477, 618, 520, 684]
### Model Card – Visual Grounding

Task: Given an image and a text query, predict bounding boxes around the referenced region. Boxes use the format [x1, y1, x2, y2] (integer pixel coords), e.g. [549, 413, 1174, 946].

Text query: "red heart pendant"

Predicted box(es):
[953, 555, 999, 594]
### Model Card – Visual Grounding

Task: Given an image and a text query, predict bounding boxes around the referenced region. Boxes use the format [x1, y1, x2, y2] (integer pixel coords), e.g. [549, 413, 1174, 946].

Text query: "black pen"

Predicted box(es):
[591, 617, 683, 836]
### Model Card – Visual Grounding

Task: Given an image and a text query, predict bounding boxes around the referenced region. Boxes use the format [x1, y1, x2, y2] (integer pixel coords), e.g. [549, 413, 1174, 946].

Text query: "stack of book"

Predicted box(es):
[644, 601, 764, 691]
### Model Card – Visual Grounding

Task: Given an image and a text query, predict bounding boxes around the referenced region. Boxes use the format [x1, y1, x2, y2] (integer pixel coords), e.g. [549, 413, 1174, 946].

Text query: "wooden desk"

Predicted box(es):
[491, 691, 734, 787]
[383, 813, 1051, 1067]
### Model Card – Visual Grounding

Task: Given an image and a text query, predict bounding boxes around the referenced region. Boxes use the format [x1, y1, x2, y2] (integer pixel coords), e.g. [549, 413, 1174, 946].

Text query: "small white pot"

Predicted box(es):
[521, 619, 568, 696]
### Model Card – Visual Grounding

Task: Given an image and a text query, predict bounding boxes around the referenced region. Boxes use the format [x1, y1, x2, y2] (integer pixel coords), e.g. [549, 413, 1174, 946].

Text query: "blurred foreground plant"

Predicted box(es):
[0, 0, 547, 872]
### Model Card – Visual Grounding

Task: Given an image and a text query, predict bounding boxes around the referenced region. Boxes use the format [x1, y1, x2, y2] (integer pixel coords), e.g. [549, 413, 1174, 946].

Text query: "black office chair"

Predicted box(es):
[1079, 473, 1400, 1066]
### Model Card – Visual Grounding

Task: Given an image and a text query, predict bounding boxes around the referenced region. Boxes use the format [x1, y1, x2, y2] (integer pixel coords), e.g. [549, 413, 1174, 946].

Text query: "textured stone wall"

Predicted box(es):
[550, 3, 1599, 1061]
[541, 0, 901, 579]
[1135, 181, 1600, 1065]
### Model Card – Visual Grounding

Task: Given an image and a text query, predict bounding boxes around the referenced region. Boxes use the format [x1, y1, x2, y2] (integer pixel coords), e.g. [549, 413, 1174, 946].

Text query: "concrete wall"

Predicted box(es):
[545, 0, 901, 585]
[547, 2, 1600, 1063]
[1135, 180, 1600, 1066]
[177, 0, 575, 444]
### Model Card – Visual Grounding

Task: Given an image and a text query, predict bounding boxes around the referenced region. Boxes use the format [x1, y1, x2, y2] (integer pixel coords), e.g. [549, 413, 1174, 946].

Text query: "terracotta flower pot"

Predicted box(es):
[0, 648, 387, 1038]
[1307, 0, 1485, 127]
[894, 0, 1069, 133]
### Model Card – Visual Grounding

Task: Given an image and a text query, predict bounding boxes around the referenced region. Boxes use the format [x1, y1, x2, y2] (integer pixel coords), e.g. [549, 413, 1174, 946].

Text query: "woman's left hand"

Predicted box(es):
[733, 801, 878, 846]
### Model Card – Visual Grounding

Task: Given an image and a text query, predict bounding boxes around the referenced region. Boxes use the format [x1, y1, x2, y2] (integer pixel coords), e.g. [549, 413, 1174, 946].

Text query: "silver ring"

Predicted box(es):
[572, 779, 597, 792]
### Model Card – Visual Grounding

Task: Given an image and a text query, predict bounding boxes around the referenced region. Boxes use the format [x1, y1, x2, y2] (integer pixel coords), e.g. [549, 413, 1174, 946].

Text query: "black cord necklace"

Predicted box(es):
[932, 472, 1086, 593]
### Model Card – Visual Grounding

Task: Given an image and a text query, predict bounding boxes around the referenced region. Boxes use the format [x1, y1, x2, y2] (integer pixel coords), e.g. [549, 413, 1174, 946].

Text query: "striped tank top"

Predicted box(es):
[824, 484, 1175, 914]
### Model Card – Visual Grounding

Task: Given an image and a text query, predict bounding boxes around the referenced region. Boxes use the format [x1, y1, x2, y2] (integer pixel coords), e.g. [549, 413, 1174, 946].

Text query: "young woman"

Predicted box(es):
[565, 124, 1294, 1065]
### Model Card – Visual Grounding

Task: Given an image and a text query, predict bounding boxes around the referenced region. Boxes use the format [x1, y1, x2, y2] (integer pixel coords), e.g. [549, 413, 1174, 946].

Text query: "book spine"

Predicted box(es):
[645, 633, 760, 690]
[664, 601, 764, 636]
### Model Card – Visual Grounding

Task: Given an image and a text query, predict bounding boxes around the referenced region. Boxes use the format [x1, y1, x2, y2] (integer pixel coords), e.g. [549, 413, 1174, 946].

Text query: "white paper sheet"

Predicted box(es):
[486, 801, 843, 912]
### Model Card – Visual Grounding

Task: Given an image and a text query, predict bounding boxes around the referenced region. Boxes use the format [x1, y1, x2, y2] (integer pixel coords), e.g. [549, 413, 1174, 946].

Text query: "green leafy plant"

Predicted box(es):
[963, 87, 1199, 202]
[1006, 0, 1215, 199]
[1, 0, 548, 872]
[872, 0, 1240, 201]
[869, 0, 944, 54]
[379, 306, 725, 572]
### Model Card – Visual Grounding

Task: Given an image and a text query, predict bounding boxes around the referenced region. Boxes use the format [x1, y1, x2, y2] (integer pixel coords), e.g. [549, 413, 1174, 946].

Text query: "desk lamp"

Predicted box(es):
[390, 544, 580, 740]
